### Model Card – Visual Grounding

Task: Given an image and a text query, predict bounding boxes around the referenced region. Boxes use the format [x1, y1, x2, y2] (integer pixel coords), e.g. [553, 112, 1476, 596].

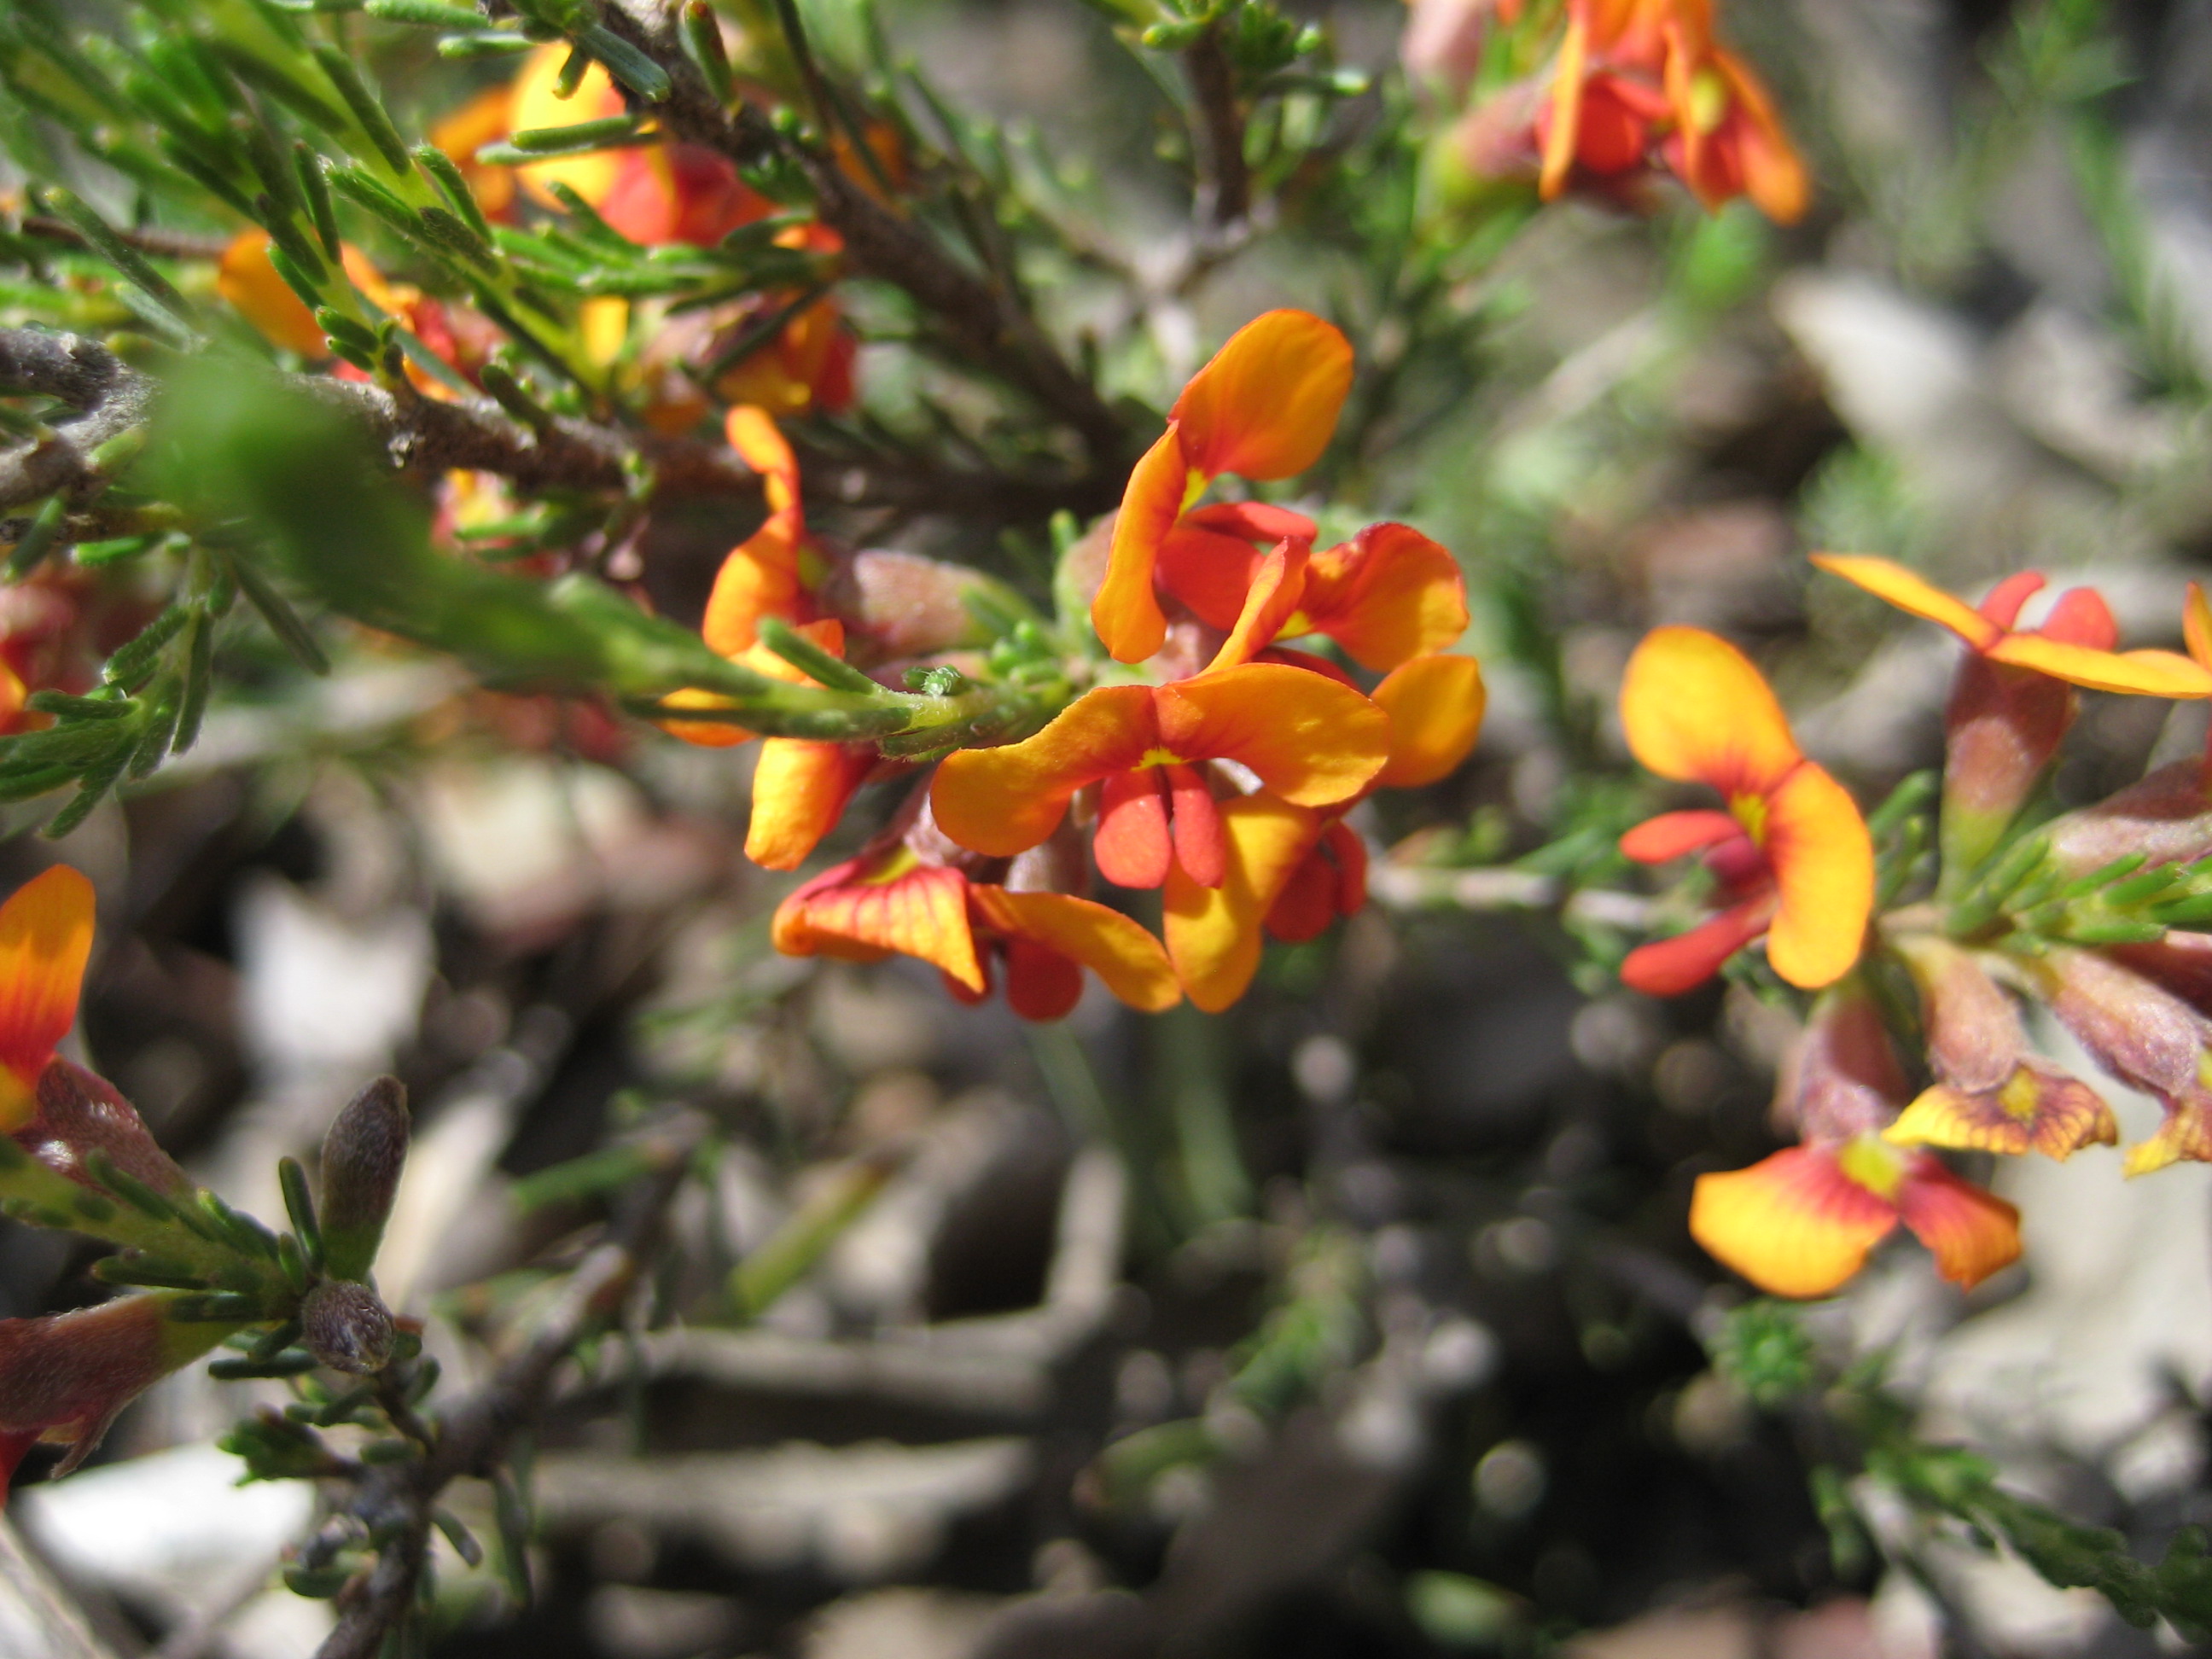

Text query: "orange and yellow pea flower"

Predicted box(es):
[701, 406, 821, 658]
[1880, 933, 2117, 1161]
[1537, 0, 1807, 224]
[1093, 311, 1355, 665]
[1813, 555, 2212, 698]
[773, 847, 1180, 1022]
[1618, 626, 1873, 995]
[661, 617, 878, 871]
[0, 866, 95, 1132]
[929, 663, 1391, 892]
[218, 230, 413, 362]
[1690, 1134, 2022, 1299]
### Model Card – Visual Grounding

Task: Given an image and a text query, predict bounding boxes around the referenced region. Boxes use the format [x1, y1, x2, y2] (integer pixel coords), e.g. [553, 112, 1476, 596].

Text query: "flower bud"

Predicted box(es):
[18, 1059, 192, 1199]
[1402, 0, 1508, 103]
[2044, 760, 2212, 879]
[300, 1278, 395, 1375]
[318, 1075, 410, 1284]
[1939, 657, 2079, 890]
[1773, 981, 1906, 1142]
[816, 550, 1010, 659]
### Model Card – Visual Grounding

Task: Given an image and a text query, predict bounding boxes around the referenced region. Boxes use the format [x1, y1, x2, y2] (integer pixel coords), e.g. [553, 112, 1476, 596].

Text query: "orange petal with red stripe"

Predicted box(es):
[1169, 311, 1353, 481]
[1894, 1155, 2023, 1289]
[969, 887, 1181, 1014]
[746, 740, 873, 870]
[1372, 654, 1487, 789]
[1812, 554, 2003, 649]
[1156, 664, 1390, 808]
[1688, 1144, 1899, 1299]
[771, 856, 983, 991]
[0, 866, 93, 1114]
[1618, 626, 1801, 797]
[931, 685, 1159, 858]
[1299, 524, 1469, 672]
[1092, 428, 1191, 664]
[1163, 795, 1323, 1013]
[1762, 760, 1874, 991]
[1620, 897, 1772, 997]
[1883, 1069, 2116, 1160]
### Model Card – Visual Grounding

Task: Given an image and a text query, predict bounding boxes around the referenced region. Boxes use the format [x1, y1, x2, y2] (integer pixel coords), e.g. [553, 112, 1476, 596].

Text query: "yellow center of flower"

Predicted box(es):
[1729, 791, 1768, 847]
[1836, 1133, 1906, 1201]
[1997, 1068, 2042, 1124]
[860, 847, 922, 886]
[1689, 66, 1730, 135]
[1138, 747, 1188, 770]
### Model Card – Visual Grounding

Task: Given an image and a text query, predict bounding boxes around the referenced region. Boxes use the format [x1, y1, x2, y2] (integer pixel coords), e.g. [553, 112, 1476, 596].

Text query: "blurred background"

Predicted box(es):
[9, 0, 2212, 1655]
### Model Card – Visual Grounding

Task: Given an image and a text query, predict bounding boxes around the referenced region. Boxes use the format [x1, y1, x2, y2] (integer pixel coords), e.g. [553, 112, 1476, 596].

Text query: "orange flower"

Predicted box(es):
[700, 406, 823, 656]
[1617, 627, 1872, 994]
[1817, 556, 2212, 882]
[0, 867, 94, 1133]
[1092, 311, 1354, 663]
[1880, 934, 2116, 1160]
[1536, 0, 1807, 224]
[660, 618, 879, 870]
[930, 664, 1390, 890]
[503, 47, 771, 247]
[1690, 1134, 2021, 1298]
[773, 846, 1180, 1022]
[1164, 793, 1327, 1012]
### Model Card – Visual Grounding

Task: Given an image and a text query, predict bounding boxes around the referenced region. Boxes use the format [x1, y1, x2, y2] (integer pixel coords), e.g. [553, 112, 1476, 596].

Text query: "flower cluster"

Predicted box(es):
[1406, 0, 1807, 224]
[667, 311, 1488, 1019]
[1616, 557, 2212, 1298]
[220, 36, 857, 420]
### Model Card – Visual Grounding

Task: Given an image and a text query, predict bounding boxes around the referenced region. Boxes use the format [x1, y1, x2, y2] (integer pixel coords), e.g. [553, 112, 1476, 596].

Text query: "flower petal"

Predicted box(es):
[932, 686, 1160, 858]
[1170, 311, 1354, 481]
[2122, 1094, 2212, 1177]
[1372, 654, 1487, 789]
[1620, 897, 1772, 997]
[1894, 1155, 2023, 1289]
[1538, 13, 1590, 200]
[509, 44, 626, 208]
[1299, 523, 1470, 672]
[1205, 539, 1312, 672]
[1688, 1145, 1899, 1300]
[0, 866, 93, 1121]
[1092, 428, 1190, 664]
[1762, 760, 1874, 991]
[1810, 554, 2002, 650]
[1620, 809, 1745, 864]
[771, 856, 984, 992]
[1096, 767, 1173, 889]
[2187, 581, 2212, 672]
[1155, 523, 1267, 630]
[1155, 664, 1390, 807]
[1982, 635, 2212, 698]
[1884, 1068, 2116, 1160]
[969, 886, 1181, 1014]
[1163, 794, 1322, 1013]
[1618, 626, 1801, 797]
[747, 740, 874, 870]
[2038, 587, 2117, 649]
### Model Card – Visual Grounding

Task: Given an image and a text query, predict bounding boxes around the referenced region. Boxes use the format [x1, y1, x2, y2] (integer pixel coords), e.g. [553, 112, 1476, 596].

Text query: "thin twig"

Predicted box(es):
[1366, 864, 1656, 929]
[17, 215, 235, 264]
[1184, 29, 1250, 230]
[312, 1113, 707, 1659]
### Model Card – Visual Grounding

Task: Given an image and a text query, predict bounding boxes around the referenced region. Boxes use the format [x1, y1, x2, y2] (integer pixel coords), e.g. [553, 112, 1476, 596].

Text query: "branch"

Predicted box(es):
[597, 0, 1130, 469]
[1185, 30, 1250, 230]
[312, 1113, 707, 1659]
[0, 329, 1112, 525]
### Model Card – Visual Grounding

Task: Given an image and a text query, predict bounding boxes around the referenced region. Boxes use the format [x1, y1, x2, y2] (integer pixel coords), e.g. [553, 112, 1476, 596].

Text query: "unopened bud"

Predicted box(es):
[817, 550, 1005, 658]
[19, 1060, 192, 1200]
[2044, 760, 2212, 880]
[1939, 657, 2079, 890]
[1776, 981, 1906, 1141]
[300, 1278, 394, 1375]
[318, 1076, 410, 1283]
